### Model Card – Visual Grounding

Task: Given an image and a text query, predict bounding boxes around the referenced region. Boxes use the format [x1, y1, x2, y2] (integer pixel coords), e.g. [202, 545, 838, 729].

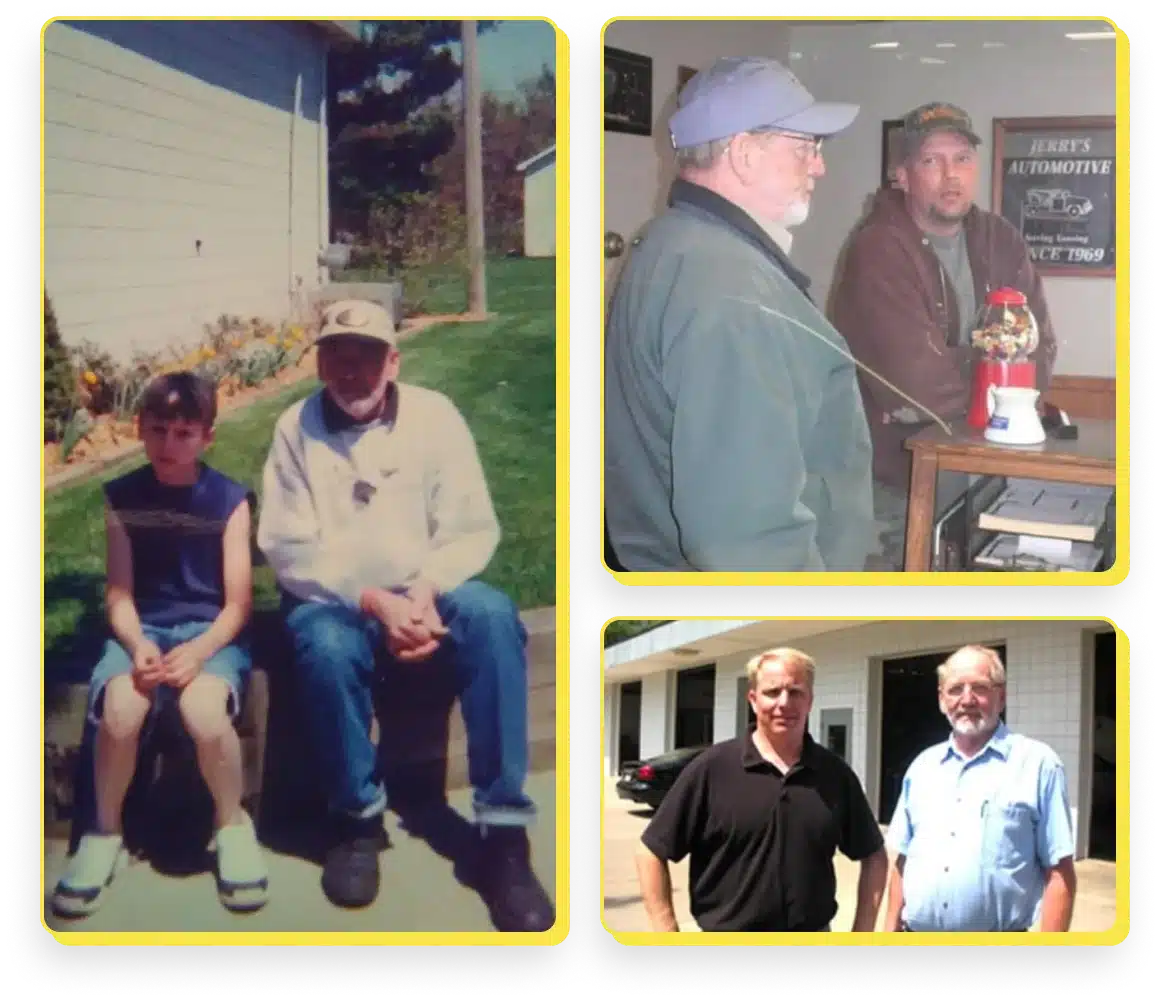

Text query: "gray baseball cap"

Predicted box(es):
[669, 56, 859, 149]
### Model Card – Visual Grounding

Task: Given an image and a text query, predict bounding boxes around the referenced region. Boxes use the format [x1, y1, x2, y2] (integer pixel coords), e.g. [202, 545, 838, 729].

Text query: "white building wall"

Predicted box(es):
[44, 19, 329, 362]
[639, 673, 670, 760]
[619, 619, 1106, 855]
[603, 686, 617, 777]
[522, 156, 556, 257]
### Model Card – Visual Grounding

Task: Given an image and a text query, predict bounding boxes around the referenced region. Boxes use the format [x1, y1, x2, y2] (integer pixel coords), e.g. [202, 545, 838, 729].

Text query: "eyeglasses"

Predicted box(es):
[769, 129, 825, 159]
[731, 129, 825, 162]
[943, 681, 1002, 700]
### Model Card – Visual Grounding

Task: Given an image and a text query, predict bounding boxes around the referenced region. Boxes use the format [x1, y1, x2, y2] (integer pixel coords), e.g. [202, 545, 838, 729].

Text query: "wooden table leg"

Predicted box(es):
[904, 452, 938, 572]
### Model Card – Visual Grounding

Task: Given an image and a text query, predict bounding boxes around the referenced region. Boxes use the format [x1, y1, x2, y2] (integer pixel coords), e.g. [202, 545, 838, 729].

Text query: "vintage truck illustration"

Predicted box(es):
[1023, 188, 1094, 220]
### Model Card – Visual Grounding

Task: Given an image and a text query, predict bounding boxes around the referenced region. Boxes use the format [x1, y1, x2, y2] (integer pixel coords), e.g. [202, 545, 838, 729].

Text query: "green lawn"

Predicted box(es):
[44, 257, 556, 670]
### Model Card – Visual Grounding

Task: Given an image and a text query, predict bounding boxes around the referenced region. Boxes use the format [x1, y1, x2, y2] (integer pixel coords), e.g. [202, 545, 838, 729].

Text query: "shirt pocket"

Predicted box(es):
[981, 799, 1037, 869]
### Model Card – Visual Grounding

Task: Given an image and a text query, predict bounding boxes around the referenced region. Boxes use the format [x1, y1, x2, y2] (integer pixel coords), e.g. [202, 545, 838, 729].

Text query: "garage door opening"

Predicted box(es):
[1089, 630, 1116, 861]
[674, 664, 715, 749]
[878, 645, 1008, 823]
[617, 681, 641, 771]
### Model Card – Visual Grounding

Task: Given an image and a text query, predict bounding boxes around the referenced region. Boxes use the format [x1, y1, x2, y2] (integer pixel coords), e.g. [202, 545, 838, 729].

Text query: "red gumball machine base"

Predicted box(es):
[967, 360, 1037, 429]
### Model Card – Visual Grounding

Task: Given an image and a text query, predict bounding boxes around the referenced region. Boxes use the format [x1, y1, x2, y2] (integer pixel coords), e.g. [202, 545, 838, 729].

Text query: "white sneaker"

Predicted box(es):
[52, 833, 126, 918]
[212, 815, 269, 913]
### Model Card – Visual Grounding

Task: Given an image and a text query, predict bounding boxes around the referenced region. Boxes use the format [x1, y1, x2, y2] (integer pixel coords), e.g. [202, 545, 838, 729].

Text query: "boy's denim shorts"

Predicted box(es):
[86, 621, 252, 728]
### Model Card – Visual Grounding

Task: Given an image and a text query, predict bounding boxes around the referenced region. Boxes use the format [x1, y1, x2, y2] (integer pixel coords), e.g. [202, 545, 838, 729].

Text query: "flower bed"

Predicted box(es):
[45, 314, 319, 478]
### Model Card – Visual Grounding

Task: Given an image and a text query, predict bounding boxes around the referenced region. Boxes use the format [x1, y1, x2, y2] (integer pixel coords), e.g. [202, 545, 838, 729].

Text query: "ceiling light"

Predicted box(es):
[789, 51, 803, 60]
[982, 42, 1006, 48]
[870, 41, 900, 49]
[1065, 31, 1116, 40]
[920, 57, 946, 65]
[673, 646, 701, 657]
[935, 43, 956, 49]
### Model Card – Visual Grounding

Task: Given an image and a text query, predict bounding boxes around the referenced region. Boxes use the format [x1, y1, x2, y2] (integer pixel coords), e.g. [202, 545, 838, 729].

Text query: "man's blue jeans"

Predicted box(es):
[282, 581, 536, 827]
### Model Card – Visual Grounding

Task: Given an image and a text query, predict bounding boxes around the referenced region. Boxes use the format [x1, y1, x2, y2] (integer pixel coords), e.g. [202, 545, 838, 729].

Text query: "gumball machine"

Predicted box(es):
[966, 288, 1040, 430]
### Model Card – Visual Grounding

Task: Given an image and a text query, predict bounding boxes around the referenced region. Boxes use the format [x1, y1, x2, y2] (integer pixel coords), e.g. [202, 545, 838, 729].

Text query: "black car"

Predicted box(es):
[616, 746, 707, 809]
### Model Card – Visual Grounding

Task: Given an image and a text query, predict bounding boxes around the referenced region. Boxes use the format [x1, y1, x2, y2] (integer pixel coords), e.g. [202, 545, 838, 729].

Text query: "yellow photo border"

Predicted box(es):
[40, 14, 569, 947]
[598, 16, 1129, 588]
[599, 615, 1129, 946]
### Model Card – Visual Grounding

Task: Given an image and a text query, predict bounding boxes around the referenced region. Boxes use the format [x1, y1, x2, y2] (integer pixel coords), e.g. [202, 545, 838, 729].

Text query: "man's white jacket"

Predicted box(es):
[256, 383, 501, 606]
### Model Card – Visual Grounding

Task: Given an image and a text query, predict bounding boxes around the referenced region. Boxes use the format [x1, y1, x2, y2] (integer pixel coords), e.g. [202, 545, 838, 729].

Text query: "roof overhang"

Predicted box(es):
[517, 145, 556, 173]
[309, 20, 364, 48]
[603, 619, 866, 683]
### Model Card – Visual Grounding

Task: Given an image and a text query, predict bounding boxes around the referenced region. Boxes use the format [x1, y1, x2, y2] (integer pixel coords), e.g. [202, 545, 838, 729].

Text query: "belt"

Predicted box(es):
[901, 922, 1027, 932]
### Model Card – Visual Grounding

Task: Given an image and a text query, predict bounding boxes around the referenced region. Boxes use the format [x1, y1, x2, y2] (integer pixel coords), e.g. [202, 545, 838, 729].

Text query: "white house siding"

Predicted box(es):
[607, 619, 1110, 858]
[518, 147, 555, 258]
[44, 19, 330, 361]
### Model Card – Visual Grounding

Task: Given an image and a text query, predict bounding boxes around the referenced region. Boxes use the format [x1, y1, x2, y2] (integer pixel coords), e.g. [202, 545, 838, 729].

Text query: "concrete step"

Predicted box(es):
[45, 607, 557, 842]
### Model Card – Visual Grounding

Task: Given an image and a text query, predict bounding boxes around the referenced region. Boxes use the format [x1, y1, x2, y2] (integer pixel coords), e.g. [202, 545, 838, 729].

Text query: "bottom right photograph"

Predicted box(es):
[601, 617, 1125, 943]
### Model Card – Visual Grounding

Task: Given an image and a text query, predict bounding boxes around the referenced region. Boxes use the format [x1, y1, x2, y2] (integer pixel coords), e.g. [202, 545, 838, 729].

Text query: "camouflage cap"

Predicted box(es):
[901, 102, 982, 155]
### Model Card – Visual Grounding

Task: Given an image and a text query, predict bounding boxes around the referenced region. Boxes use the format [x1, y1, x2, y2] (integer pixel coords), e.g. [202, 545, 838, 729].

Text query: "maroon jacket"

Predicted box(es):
[828, 188, 1058, 490]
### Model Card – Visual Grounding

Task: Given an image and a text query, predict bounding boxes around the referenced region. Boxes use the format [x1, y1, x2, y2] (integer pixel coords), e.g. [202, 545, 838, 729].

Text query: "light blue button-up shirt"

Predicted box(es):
[886, 724, 1075, 931]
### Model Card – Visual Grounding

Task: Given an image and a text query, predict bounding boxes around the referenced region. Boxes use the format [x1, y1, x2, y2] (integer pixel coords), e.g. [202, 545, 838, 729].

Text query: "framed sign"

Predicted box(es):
[881, 118, 905, 190]
[992, 116, 1115, 277]
[604, 46, 653, 136]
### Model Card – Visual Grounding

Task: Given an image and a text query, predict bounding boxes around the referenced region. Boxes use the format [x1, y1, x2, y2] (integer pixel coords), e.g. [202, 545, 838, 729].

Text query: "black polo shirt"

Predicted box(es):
[640, 729, 884, 932]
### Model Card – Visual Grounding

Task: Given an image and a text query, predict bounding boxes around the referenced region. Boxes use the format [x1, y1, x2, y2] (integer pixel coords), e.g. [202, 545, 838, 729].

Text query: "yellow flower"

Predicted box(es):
[83, 370, 99, 386]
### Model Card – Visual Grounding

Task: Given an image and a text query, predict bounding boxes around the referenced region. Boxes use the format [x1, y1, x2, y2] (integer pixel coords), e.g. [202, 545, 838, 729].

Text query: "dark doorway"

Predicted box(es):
[1089, 631, 1116, 861]
[674, 664, 715, 749]
[736, 676, 756, 735]
[878, 646, 1008, 823]
[618, 681, 641, 768]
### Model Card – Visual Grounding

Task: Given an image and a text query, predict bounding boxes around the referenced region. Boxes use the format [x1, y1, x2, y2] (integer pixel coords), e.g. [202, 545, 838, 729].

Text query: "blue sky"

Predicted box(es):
[368, 19, 556, 100]
[468, 19, 557, 96]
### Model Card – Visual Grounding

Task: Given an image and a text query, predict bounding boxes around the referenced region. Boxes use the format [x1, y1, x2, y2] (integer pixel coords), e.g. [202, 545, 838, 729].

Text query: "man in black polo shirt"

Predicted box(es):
[636, 648, 888, 932]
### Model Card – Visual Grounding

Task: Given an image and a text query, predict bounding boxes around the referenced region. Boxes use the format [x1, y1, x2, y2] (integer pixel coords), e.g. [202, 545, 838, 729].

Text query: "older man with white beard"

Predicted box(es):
[603, 56, 875, 574]
[884, 644, 1077, 932]
[256, 300, 553, 931]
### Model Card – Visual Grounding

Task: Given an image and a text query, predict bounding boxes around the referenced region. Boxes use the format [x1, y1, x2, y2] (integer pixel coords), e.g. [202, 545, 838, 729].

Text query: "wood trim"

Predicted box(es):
[1045, 375, 1116, 421]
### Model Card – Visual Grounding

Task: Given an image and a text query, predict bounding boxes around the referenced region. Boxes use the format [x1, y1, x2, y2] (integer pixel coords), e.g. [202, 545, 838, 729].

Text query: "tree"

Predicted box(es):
[604, 620, 675, 648]
[425, 66, 556, 255]
[327, 20, 498, 237]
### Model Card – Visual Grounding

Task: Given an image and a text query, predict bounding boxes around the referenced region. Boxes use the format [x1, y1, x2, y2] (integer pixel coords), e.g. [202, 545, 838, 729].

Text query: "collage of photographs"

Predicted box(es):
[35, 12, 1129, 959]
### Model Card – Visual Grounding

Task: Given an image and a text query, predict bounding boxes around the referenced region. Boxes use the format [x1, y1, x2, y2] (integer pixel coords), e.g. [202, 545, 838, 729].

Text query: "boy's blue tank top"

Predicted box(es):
[103, 462, 249, 628]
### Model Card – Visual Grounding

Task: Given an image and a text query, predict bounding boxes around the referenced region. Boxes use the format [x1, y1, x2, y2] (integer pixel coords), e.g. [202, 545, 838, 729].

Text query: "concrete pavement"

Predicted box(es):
[602, 787, 1117, 934]
[44, 770, 556, 935]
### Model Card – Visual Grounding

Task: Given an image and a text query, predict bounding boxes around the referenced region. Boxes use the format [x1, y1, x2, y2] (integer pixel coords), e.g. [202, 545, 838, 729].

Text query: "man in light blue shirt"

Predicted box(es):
[885, 644, 1077, 932]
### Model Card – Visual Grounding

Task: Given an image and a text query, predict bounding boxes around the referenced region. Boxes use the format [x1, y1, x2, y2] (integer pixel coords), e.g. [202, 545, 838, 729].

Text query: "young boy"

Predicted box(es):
[51, 371, 268, 917]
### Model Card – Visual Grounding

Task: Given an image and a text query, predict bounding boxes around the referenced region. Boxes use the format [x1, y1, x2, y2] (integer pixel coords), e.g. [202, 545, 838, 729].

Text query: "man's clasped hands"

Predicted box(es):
[359, 580, 448, 663]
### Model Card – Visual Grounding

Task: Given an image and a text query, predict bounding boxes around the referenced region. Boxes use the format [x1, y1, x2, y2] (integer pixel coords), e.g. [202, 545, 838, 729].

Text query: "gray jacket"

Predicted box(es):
[604, 180, 875, 572]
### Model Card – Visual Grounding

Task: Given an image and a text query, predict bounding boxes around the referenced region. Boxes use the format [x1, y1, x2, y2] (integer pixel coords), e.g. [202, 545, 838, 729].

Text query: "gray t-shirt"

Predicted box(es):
[927, 228, 976, 346]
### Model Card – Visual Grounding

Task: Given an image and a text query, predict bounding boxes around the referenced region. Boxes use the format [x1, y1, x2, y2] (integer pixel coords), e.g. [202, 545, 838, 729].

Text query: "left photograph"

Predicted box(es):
[42, 17, 563, 940]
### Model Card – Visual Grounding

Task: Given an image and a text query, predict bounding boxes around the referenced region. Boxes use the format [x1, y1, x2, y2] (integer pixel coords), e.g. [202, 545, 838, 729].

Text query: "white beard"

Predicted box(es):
[333, 384, 387, 421]
[950, 712, 997, 740]
[782, 199, 810, 228]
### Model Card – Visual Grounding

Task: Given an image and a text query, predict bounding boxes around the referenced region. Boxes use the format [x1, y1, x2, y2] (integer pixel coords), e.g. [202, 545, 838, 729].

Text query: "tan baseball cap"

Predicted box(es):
[317, 299, 397, 347]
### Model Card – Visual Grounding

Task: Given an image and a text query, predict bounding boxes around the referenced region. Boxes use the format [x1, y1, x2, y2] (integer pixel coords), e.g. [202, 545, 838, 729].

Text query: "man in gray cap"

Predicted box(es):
[829, 103, 1059, 571]
[603, 56, 875, 573]
[256, 300, 554, 931]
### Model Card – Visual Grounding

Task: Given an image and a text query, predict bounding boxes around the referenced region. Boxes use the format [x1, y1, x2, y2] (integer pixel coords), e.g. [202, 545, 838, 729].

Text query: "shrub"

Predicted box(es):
[368, 192, 467, 316]
[44, 293, 78, 442]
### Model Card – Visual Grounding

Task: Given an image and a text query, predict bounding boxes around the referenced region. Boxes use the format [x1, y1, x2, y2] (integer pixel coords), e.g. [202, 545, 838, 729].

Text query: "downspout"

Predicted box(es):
[288, 69, 303, 317]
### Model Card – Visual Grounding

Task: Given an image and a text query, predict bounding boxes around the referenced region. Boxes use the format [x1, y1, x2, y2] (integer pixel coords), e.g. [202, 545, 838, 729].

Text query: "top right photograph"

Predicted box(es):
[601, 17, 1125, 584]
